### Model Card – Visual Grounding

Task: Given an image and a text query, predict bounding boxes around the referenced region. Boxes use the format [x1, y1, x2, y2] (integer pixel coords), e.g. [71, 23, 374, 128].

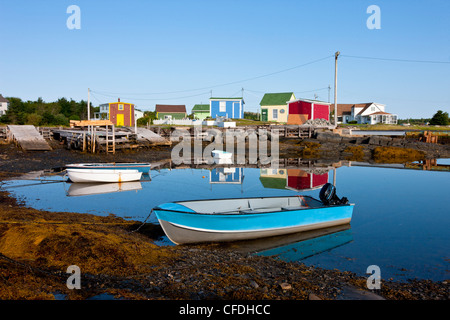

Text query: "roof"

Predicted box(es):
[335, 103, 373, 116]
[368, 111, 392, 115]
[336, 104, 354, 116]
[260, 92, 294, 106]
[210, 97, 243, 100]
[155, 104, 187, 113]
[259, 177, 286, 190]
[192, 104, 210, 112]
[355, 104, 374, 115]
[288, 98, 331, 105]
[0, 95, 9, 103]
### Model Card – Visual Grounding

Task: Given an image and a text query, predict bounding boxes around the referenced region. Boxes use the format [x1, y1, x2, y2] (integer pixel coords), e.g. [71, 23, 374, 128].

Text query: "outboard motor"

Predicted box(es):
[319, 183, 348, 205]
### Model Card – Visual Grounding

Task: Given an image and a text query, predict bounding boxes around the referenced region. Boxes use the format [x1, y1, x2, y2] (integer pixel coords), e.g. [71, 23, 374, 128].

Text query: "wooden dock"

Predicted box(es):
[52, 125, 171, 153]
[135, 127, 170, 145]
[149, 124, 324, 140]
[6, 125, 52, 151]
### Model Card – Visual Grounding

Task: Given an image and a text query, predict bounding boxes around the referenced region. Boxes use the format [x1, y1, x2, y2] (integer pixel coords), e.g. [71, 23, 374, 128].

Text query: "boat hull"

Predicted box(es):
[66, 169, 142, 183]
[154, 198, 354, 244]
[65, 163, 151, 174]
[158, 217, 352, 244]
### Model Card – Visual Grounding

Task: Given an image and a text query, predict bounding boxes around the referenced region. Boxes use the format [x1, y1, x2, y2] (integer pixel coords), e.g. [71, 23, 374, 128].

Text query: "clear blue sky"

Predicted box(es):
[1, 0, 449, 118]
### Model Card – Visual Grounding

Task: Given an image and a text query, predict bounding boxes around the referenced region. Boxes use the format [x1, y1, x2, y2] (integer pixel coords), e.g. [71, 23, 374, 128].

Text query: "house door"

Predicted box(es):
[261, 109, 268, 121]
[117, 114, 124, 126]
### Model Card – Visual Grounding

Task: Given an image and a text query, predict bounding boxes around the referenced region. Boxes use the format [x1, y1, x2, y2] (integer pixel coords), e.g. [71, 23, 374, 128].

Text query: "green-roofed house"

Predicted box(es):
[191, 104, 210, 120]
[259, 168, 287, 189]
[260, 92, 296, 123]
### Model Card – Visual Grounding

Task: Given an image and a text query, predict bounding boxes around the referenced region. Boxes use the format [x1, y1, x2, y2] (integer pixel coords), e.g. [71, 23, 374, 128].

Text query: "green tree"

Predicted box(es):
[54, 113, 69, 126]
[429, 110, 449, 125]
[244, 112, 260, 121]
[137, 111, 156, 126]
[26, 113, 43, 126]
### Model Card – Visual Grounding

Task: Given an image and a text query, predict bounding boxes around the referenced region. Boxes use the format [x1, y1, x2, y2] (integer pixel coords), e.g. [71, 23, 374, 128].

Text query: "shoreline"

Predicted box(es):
[0, 141, 449, 301]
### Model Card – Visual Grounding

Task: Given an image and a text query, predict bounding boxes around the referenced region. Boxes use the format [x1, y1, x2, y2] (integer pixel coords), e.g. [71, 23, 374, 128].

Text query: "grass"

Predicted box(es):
[338, 123, 450, 131]
[234, 119, 274, 126]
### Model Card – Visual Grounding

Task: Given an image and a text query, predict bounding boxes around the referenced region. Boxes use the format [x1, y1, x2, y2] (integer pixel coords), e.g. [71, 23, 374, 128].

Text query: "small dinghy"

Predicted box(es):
[154, 183, 354, 244]
[66, 168, 142, 183]
[65, 163, 151, 174]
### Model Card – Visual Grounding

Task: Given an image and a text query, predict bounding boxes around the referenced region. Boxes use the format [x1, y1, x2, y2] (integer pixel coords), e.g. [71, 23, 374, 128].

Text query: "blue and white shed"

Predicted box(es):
[209, 97, 244, 119]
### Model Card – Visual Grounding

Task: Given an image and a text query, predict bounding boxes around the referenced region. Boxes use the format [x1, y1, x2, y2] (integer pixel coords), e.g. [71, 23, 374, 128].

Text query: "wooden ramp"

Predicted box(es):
[7, 125, 52, 151]
[135, 127, 170, 145]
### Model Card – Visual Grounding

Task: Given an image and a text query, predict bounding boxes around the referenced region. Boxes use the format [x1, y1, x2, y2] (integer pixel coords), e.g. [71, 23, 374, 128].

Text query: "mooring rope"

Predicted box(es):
[128, 209, 154, 233]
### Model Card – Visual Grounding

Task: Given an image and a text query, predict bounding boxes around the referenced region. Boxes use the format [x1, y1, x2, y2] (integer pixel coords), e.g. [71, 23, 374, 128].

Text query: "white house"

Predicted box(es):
[134, 109, 144, 120]
[336, 102, 397, 125]
[0, 95, 9, 116]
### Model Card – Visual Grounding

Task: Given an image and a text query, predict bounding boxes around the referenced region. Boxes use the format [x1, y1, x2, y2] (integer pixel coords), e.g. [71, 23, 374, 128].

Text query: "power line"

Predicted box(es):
[246, 86, 330, 95]
[341, 54, 450, 64]
[92, 91, 211, 101]
[90, 55, 333, 97]
[296, 86, 329, 94]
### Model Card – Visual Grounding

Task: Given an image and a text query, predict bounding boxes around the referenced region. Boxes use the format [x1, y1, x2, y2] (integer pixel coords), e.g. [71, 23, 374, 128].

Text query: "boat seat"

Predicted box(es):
[240, 207, 282, 214]
[281, 206, 304, 211]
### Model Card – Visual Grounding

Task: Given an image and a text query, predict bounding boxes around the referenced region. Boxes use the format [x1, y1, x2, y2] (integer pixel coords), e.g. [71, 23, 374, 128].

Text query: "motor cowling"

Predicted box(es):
[319, 183, 348, 205]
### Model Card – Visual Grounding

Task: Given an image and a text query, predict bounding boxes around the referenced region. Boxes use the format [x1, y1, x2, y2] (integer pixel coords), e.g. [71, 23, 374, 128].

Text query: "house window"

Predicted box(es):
[273, 109, 278, 119]
[118, 104, 124, 110]
[371, 106, 375, 111]
[280, 109, 285, 114]
[219, 101, 226, 112]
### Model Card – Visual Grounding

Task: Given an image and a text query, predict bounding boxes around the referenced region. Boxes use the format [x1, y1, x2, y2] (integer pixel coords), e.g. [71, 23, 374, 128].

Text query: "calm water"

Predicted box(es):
[2, 160, 449, 281]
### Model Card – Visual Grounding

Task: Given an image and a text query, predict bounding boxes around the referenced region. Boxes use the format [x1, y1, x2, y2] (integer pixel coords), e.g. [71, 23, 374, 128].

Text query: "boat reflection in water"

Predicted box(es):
[66, 181, 143, 197]
[260, 167, 330, 192]
[223, 224, 353, 262]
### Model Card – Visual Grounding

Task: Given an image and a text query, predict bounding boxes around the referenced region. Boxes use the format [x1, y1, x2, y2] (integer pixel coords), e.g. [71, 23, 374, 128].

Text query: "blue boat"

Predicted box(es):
[154, 183, 354, 244]
[65, 162, 151, 174]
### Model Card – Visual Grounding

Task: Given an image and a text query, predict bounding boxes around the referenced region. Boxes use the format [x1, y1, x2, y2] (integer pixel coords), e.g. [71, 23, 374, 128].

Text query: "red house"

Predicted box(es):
[287, 98, 331, 125]
[286, 169, 329, 191]
[108, 98, 135, 127]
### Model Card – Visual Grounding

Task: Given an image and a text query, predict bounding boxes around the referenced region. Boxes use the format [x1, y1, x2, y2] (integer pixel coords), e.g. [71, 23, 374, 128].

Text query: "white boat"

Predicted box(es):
[212, 150, 233, 159]
[65, 162, 151, 174]
[66, 168, 142, 183]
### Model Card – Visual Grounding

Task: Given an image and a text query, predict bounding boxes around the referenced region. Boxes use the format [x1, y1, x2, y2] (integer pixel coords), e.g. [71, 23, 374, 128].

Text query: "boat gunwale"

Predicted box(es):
[66, 163, 151, 168]
[154, 195, 354, 216]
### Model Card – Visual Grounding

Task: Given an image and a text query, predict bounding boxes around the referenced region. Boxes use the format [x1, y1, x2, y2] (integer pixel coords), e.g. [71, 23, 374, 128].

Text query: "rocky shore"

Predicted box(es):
[0, 137, 449, 302]
[279, 131, 450, 161]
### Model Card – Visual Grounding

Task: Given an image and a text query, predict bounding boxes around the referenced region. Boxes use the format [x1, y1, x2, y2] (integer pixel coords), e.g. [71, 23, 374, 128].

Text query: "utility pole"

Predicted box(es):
[87, 88, 90, 121]
[328, 85, 331, 103]
[334, 51, 340, 127]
